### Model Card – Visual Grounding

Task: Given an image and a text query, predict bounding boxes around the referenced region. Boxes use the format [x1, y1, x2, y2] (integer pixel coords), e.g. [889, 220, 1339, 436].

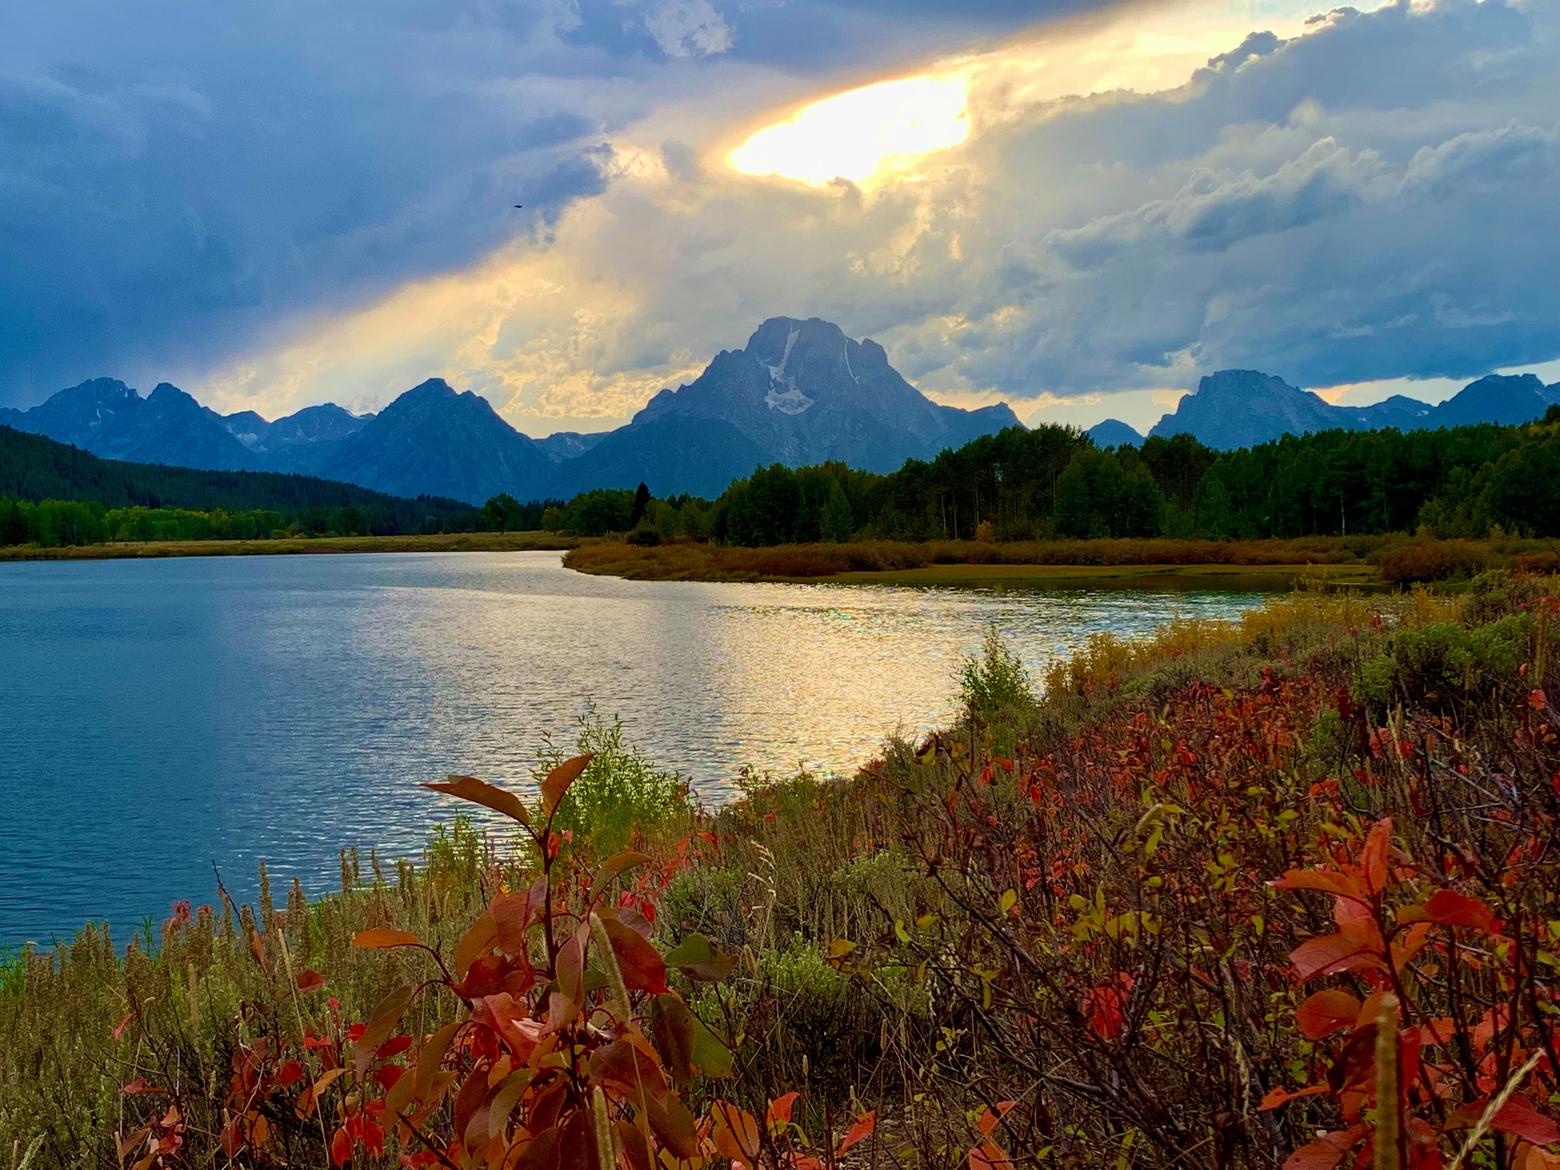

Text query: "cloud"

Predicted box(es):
[1, 0, 1072, 407]
[639, 0, 736, 57]
[1399, 122, 1560, 198]
[1045, 138, 1384, 264]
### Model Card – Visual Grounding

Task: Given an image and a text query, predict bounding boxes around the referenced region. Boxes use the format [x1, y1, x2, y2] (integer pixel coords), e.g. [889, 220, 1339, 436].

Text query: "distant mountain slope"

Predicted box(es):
[3, 378, 263, 471]
[1430, 374, 1558, 427]
[1150, 369, 1560, 448]
[313, 378, 552, 503]
[536, 431, 607, 463]
[0, 424, 473, 530]
[209, 402, 373, 458]
[1086, 418, 1143, 447]
[1151, 370, 1342, 448]
[550, 416, 773, 499]
[629, 317, 1021, 479]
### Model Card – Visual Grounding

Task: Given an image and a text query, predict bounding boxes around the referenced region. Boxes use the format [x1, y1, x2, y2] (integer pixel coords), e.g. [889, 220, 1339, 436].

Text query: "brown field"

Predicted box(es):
[562, 534, 1394, 586]
[0, 531, 584, 562]
[563, 533, 1560, 588]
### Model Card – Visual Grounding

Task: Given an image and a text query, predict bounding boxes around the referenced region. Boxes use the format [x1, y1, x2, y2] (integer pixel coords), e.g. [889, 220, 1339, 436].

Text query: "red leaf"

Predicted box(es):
[330, 1126, 352, 1167]
[969, 1138, 1013, 1170]
[710, 1101, 761, 1163]
[1421, 889, 1500, 933]
[1260, 1084, 1330, 1111]
[1283, 1126, 1368, 1170]
[1290, 924, 1386, 982]
[423, 773, 532, 827]
[836, 1111, 876, 1156]
[1083, 980, 1129, 1039]
[1271, 869, 1367, 901]
[1361, 817, 1393, 895]
[599, 913, 668, 995]
[113, 1011, 135, 1042]
[767, 1091, 800, 1132]
[541, 753, 594, 818]
[295, 969, 325, 992]
[977, 1101, 1018, 1137]
[351, 928, 421, 950]
[1295, 989, 1363, 1040]
[1449, 1096, 1560, 1147]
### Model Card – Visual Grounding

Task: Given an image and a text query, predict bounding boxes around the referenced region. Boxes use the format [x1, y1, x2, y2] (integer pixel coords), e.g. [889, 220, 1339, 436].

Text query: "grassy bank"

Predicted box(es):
[6, 574, 1560, 1168]
[564, 533, 1557, 587]
[0, 530, 584, 562]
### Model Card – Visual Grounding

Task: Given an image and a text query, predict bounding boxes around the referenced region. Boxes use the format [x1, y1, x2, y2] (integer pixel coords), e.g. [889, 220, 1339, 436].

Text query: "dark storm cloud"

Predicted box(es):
[0, 0, 1072, 407]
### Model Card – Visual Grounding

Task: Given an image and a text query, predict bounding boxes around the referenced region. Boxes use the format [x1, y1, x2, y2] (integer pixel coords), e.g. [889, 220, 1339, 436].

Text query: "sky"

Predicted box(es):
[2, 0, 1557, 435]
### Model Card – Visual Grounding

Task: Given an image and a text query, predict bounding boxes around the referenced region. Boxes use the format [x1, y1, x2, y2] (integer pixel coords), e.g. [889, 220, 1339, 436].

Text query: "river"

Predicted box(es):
[0, 550, 1264, 945]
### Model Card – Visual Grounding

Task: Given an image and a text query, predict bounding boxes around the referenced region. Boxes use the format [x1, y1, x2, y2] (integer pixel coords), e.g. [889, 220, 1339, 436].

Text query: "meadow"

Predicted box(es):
[5, 571, 1560, 1169]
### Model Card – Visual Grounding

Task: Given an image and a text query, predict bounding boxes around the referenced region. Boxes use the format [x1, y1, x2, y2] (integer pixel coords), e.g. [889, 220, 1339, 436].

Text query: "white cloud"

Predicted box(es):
[640, 0, 736, 58]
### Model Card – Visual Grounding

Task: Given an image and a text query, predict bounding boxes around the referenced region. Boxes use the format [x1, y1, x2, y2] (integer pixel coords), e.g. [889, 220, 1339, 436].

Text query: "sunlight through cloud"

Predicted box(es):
[726, 73, 971, 186]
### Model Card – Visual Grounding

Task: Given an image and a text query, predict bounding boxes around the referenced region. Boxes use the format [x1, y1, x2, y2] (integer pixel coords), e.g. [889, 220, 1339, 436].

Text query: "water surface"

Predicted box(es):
[0, 551, 1262, 944]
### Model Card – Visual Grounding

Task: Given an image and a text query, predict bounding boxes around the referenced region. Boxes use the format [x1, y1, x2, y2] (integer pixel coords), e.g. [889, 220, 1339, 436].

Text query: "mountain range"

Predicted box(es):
[1086, 370, 1560, 449]
[4, 318, 1557, 503]
[0, 318, 1021, 502]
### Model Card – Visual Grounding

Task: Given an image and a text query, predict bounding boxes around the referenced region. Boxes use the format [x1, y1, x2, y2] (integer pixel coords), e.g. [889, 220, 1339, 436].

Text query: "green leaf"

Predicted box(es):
[691, 1014, 734, 1079]
[355, 984, 414, 1078]
[649, 995, 696, 1087]
[663, 933, 736, 982]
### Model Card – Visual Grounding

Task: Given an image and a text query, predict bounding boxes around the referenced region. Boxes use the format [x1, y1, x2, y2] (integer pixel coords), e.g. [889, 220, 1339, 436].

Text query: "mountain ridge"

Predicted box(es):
[1149, 370, 1560, 449]
[6, 320, 1556, 500]
[0, 318, 1025, 502]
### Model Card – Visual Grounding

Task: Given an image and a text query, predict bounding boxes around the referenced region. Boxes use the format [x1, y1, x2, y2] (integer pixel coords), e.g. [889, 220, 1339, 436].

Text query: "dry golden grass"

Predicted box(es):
[565, 535, 1397, 584]
[0, 531, 585, 561]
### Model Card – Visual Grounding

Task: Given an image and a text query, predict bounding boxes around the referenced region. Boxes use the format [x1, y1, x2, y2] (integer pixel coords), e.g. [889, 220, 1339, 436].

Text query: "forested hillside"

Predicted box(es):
[0, 424, 477, 544]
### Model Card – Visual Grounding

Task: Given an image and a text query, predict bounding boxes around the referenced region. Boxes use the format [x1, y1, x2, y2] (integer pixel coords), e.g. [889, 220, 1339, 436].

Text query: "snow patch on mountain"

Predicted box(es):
[764, 324, 815, 414]
[765, 384, 815, 414]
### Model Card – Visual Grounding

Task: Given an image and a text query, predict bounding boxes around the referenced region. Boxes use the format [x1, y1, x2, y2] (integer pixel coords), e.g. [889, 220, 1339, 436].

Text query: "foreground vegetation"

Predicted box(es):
[7, 573, 1560, 1168]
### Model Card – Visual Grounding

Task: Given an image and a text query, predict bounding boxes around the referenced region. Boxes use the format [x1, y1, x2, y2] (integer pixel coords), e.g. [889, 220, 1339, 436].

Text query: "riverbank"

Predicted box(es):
[562, 534, 1430, 588]
[0, 530, 583, 561]
[5, 573, 1559, 1168]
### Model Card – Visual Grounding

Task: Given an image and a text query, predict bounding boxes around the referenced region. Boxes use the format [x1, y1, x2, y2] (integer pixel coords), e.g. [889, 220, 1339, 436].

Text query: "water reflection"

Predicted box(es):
[0, 551, 1263, 945]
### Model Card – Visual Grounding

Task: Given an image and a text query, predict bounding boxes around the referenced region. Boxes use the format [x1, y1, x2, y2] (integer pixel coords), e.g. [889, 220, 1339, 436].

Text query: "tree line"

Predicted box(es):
[632, 409, 1560, 546]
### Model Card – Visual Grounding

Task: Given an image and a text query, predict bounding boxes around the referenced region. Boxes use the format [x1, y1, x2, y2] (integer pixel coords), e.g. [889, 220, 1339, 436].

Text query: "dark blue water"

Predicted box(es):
[0, 551, 1262, 945]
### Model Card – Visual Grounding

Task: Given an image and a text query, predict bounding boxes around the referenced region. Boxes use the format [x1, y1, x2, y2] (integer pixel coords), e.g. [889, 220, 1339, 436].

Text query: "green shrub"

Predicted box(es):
[540, 714, 694, 855]
[960, 627, 1036, 748]
[1359, 613, 1532, 709]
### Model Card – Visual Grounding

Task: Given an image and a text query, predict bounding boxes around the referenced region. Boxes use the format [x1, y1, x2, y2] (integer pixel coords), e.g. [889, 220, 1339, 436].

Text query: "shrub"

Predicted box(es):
[539, 714, 694, 856]
[1358, 613, 1532, 709]
[960, 626, 1036, 741]
[1376, 540, 1494, 583]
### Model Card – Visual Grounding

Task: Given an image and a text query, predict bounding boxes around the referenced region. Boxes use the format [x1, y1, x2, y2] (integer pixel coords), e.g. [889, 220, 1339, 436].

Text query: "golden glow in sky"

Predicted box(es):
[722, 0, 1343, 189]
[726, 73, 971, 185]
